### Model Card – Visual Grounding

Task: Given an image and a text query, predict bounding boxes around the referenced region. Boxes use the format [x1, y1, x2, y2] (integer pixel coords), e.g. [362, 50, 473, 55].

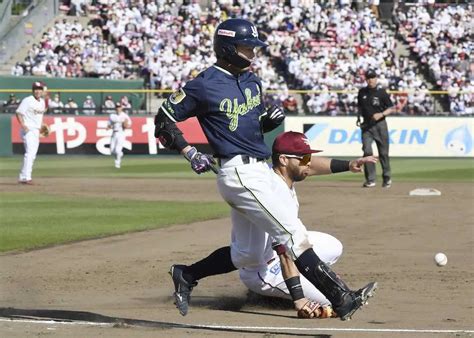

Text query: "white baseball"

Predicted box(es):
[434, 252, 447, 267]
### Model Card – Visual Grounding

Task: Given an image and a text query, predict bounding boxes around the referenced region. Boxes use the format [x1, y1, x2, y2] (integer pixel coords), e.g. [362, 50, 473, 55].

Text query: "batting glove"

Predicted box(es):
[267, 105, 285, 125]
[261, 105, 285, 132]
[184, 147, 216, 174]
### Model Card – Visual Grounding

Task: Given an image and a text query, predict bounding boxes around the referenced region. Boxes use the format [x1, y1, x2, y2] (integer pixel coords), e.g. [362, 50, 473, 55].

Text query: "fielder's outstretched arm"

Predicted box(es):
[307, 156, 378, 176]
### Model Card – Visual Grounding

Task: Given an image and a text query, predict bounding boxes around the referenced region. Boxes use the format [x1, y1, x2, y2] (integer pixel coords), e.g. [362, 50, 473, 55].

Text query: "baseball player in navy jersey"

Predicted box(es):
[108, 102, 132, 169]
[16, 81, 49, 185]
[155, 18, 377, 320]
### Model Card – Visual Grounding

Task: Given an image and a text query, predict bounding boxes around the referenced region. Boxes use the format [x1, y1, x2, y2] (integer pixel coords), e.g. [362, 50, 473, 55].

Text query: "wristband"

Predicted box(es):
[272, 243, 286, 255]
[330, 159, 350, 173]
[184, 147, 197, 161]
[285, 276, 305, 301]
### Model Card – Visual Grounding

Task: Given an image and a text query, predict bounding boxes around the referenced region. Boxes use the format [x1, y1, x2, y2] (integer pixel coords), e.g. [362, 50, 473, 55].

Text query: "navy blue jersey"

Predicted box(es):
[160, 65, 271, 159]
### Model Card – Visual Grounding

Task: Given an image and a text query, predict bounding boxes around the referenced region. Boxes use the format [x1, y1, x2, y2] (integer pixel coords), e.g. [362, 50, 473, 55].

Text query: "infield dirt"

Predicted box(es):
[0, 177, 473, 337]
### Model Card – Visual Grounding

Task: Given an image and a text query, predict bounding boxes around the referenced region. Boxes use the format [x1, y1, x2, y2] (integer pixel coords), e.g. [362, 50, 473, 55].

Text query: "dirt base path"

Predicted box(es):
[1, 179, 473, 337]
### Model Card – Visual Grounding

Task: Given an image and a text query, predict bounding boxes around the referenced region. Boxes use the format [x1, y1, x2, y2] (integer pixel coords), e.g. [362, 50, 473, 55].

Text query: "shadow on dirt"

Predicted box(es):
[0, 307, 331, 337]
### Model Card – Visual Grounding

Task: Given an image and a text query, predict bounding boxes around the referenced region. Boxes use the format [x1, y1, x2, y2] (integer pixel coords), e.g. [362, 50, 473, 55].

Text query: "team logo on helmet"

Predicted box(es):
[217, 29, 236, 37]
[169, 88, 186, 104]
[251, 26, 258, 38]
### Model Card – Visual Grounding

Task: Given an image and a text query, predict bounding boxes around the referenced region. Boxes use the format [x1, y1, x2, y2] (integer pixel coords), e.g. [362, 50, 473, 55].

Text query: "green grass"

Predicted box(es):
[312, 157, 473, 182]
[0, 155, 201, 179]
[0, 192, 229, 252]
[0, 155, 472, 181]
[0, 155, 472, 252]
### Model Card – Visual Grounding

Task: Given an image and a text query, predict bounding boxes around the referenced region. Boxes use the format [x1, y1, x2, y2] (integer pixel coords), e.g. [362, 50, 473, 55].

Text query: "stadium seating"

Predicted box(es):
[396, 3, 473, 115]
[8, 1, 472, 116]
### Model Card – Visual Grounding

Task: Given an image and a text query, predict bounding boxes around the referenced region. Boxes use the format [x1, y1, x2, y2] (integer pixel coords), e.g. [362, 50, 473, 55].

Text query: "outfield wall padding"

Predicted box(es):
[0, 76, 145, 110]
[0, 115, 12, 156]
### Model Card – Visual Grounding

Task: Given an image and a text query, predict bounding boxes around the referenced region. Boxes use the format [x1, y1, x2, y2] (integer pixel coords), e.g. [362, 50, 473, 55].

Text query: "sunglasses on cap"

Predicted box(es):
[283, 154, 312, 166]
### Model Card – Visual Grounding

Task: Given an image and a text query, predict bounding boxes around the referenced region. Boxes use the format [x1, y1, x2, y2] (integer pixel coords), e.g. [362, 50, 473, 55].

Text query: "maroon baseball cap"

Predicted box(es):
[272, 131, 322, 155]
[32, 81, 45, 90]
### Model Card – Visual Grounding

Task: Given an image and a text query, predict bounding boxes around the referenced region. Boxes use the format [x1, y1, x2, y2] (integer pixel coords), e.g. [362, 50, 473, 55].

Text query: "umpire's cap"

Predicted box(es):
[32, 81, 45, 90]
[273, 131, 322, 156]
[213, 18, 267, 59]
[365, 69, 377, 79]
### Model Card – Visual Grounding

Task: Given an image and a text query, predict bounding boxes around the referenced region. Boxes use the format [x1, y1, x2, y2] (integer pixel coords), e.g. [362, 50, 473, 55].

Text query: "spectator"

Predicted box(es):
[325, 95, 339, 116]
[450, 98, 466, 116]
[102, 95, 115, 114]
[64, 97, 79, 114]
[282, 95, 298, 115]
[82, 95, 96, 115]
[3, 94, 20, 113]
[369, 0, 380, 19]
[11, 63, 24, 76]
[119, 95, 131, 109]
[49, 93, 65, 114]
[4, 94, 20, 107]
[148, 55, 161, 89]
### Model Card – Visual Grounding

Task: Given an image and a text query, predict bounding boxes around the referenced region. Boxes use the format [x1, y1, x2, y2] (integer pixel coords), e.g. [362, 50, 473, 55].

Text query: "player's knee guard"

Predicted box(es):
[295, 249, 350, 307]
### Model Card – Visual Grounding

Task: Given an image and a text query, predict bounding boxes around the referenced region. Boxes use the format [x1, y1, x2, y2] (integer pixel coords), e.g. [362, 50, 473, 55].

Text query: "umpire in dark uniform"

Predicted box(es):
[357, 69, 398, 188]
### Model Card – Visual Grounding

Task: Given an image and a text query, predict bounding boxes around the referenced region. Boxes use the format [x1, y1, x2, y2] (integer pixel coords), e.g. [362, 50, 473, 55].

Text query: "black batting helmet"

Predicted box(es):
[213, 18, 267, 69]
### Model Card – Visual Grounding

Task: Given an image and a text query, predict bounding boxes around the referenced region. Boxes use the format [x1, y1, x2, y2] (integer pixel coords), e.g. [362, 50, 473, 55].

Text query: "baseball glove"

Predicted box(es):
[39, 124, 50, 137]
[297, 300, 337, 319]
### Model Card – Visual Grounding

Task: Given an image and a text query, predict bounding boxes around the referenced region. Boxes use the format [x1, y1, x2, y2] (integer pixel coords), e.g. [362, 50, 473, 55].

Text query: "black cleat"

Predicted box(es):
[334, 282, 378, 321]
[169, 264, 197, 316]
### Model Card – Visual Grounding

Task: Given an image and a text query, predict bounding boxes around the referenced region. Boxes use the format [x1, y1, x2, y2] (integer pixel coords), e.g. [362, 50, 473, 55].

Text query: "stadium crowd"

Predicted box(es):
[396, 3, 473, 115]
[241, 2, 433, 115]
[9, 0, 472, 116]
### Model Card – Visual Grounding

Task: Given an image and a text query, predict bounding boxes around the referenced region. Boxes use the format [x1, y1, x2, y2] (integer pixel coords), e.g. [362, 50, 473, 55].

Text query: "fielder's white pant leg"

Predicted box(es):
[239, 258, 291, 300]
[110, 133, 117, 156]
[19, 130, 40, 181]
[307, 231, 343, 265]
[239, 231, 343, 306]
[218, 162, 311, 261]
[116, 132, 124, 162]
[110, 132, 121, 167]
[112, 132, 125, 167]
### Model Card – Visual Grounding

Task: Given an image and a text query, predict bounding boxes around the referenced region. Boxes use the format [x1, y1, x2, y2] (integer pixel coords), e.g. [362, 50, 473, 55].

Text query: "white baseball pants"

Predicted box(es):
[239, 231, 343, 305]
[110, 131, 125, 167]
[217, 159, 312, 268]
[19, 129, 40, 181]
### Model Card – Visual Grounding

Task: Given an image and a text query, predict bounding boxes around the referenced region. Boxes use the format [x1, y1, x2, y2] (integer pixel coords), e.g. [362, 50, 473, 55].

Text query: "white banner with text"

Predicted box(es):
[285, 117, 473, 157]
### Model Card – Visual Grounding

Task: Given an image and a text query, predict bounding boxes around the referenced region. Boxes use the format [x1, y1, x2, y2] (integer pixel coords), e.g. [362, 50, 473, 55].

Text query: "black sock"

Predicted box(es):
[183, 246, 237, 283]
